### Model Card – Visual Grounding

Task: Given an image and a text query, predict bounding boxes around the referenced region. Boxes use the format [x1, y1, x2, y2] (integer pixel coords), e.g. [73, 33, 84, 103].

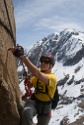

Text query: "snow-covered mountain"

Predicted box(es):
[19, 28, 84, 125]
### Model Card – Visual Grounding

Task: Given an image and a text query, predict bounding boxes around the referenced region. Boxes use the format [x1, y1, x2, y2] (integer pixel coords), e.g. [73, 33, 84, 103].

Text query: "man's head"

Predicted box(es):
[40, 54, 55, 72]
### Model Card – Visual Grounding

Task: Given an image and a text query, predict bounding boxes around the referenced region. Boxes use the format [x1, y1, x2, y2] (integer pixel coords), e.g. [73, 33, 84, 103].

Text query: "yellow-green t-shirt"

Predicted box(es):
[31, 72, 57, 102]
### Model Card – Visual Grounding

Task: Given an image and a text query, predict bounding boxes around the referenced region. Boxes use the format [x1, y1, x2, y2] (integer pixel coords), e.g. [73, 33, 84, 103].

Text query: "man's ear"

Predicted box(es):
[49, 64, 53, 69]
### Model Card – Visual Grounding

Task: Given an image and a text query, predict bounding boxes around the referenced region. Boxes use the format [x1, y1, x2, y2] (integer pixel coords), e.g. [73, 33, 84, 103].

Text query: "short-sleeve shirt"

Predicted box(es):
[31, 72, 57, 102]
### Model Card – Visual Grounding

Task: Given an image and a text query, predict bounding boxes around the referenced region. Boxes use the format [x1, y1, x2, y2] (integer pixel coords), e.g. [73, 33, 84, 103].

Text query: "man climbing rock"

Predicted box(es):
[10, 45, 57, 125]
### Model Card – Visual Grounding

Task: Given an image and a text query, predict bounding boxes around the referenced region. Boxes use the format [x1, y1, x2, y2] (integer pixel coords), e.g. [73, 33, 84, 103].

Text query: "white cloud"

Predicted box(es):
[14, 0, 84, 33]
[13, 0, 84, 46]
[14, 0, 70, 28]
[35, 16, 83, 32]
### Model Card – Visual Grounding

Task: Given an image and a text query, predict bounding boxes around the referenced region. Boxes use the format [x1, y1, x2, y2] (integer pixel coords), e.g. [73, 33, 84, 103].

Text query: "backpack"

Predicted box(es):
[51, 86, 59, 110]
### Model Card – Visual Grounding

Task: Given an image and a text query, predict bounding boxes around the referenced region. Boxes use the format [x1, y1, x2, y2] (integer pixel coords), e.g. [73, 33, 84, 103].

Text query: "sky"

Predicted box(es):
[12, 0, 84, 48]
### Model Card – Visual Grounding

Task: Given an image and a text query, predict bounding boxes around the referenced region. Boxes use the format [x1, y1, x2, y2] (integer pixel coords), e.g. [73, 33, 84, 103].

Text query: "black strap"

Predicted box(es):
[3, 0, 16, 45]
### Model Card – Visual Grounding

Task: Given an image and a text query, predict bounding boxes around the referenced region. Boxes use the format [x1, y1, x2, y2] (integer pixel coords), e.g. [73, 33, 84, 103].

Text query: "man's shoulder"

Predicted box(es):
[49, 72, 56, 77]
[47, 72, 57, 80]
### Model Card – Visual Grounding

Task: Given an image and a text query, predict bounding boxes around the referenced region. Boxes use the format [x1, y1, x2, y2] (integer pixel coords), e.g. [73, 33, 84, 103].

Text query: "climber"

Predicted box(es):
[10, 45, 57, 125]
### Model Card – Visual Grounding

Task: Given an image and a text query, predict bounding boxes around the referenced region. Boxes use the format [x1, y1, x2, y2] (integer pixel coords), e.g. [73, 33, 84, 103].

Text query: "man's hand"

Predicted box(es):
[8, 45, 24, 58]
[23, 71, 31, 79]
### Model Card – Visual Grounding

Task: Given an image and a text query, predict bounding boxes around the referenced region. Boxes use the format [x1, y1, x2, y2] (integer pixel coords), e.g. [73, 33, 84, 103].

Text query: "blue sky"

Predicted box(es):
[12, 0, 84, 48]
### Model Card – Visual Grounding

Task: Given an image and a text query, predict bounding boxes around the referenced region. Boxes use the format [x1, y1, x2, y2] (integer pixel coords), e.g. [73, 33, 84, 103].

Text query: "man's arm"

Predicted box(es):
[9, 46, 49, 85]
[20, 56, 49, 85]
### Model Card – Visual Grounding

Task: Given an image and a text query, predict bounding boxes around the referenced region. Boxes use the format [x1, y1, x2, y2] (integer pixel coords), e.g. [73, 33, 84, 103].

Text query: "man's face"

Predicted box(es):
[40, 57, 51, 71]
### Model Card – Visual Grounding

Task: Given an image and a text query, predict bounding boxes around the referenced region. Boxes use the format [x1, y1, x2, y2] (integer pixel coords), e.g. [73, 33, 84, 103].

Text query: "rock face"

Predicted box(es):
[0, 0, 22, 125]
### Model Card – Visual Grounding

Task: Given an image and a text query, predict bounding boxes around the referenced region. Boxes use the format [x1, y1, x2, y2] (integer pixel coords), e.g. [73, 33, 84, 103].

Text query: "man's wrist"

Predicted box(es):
[20, 55, 26, 60]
